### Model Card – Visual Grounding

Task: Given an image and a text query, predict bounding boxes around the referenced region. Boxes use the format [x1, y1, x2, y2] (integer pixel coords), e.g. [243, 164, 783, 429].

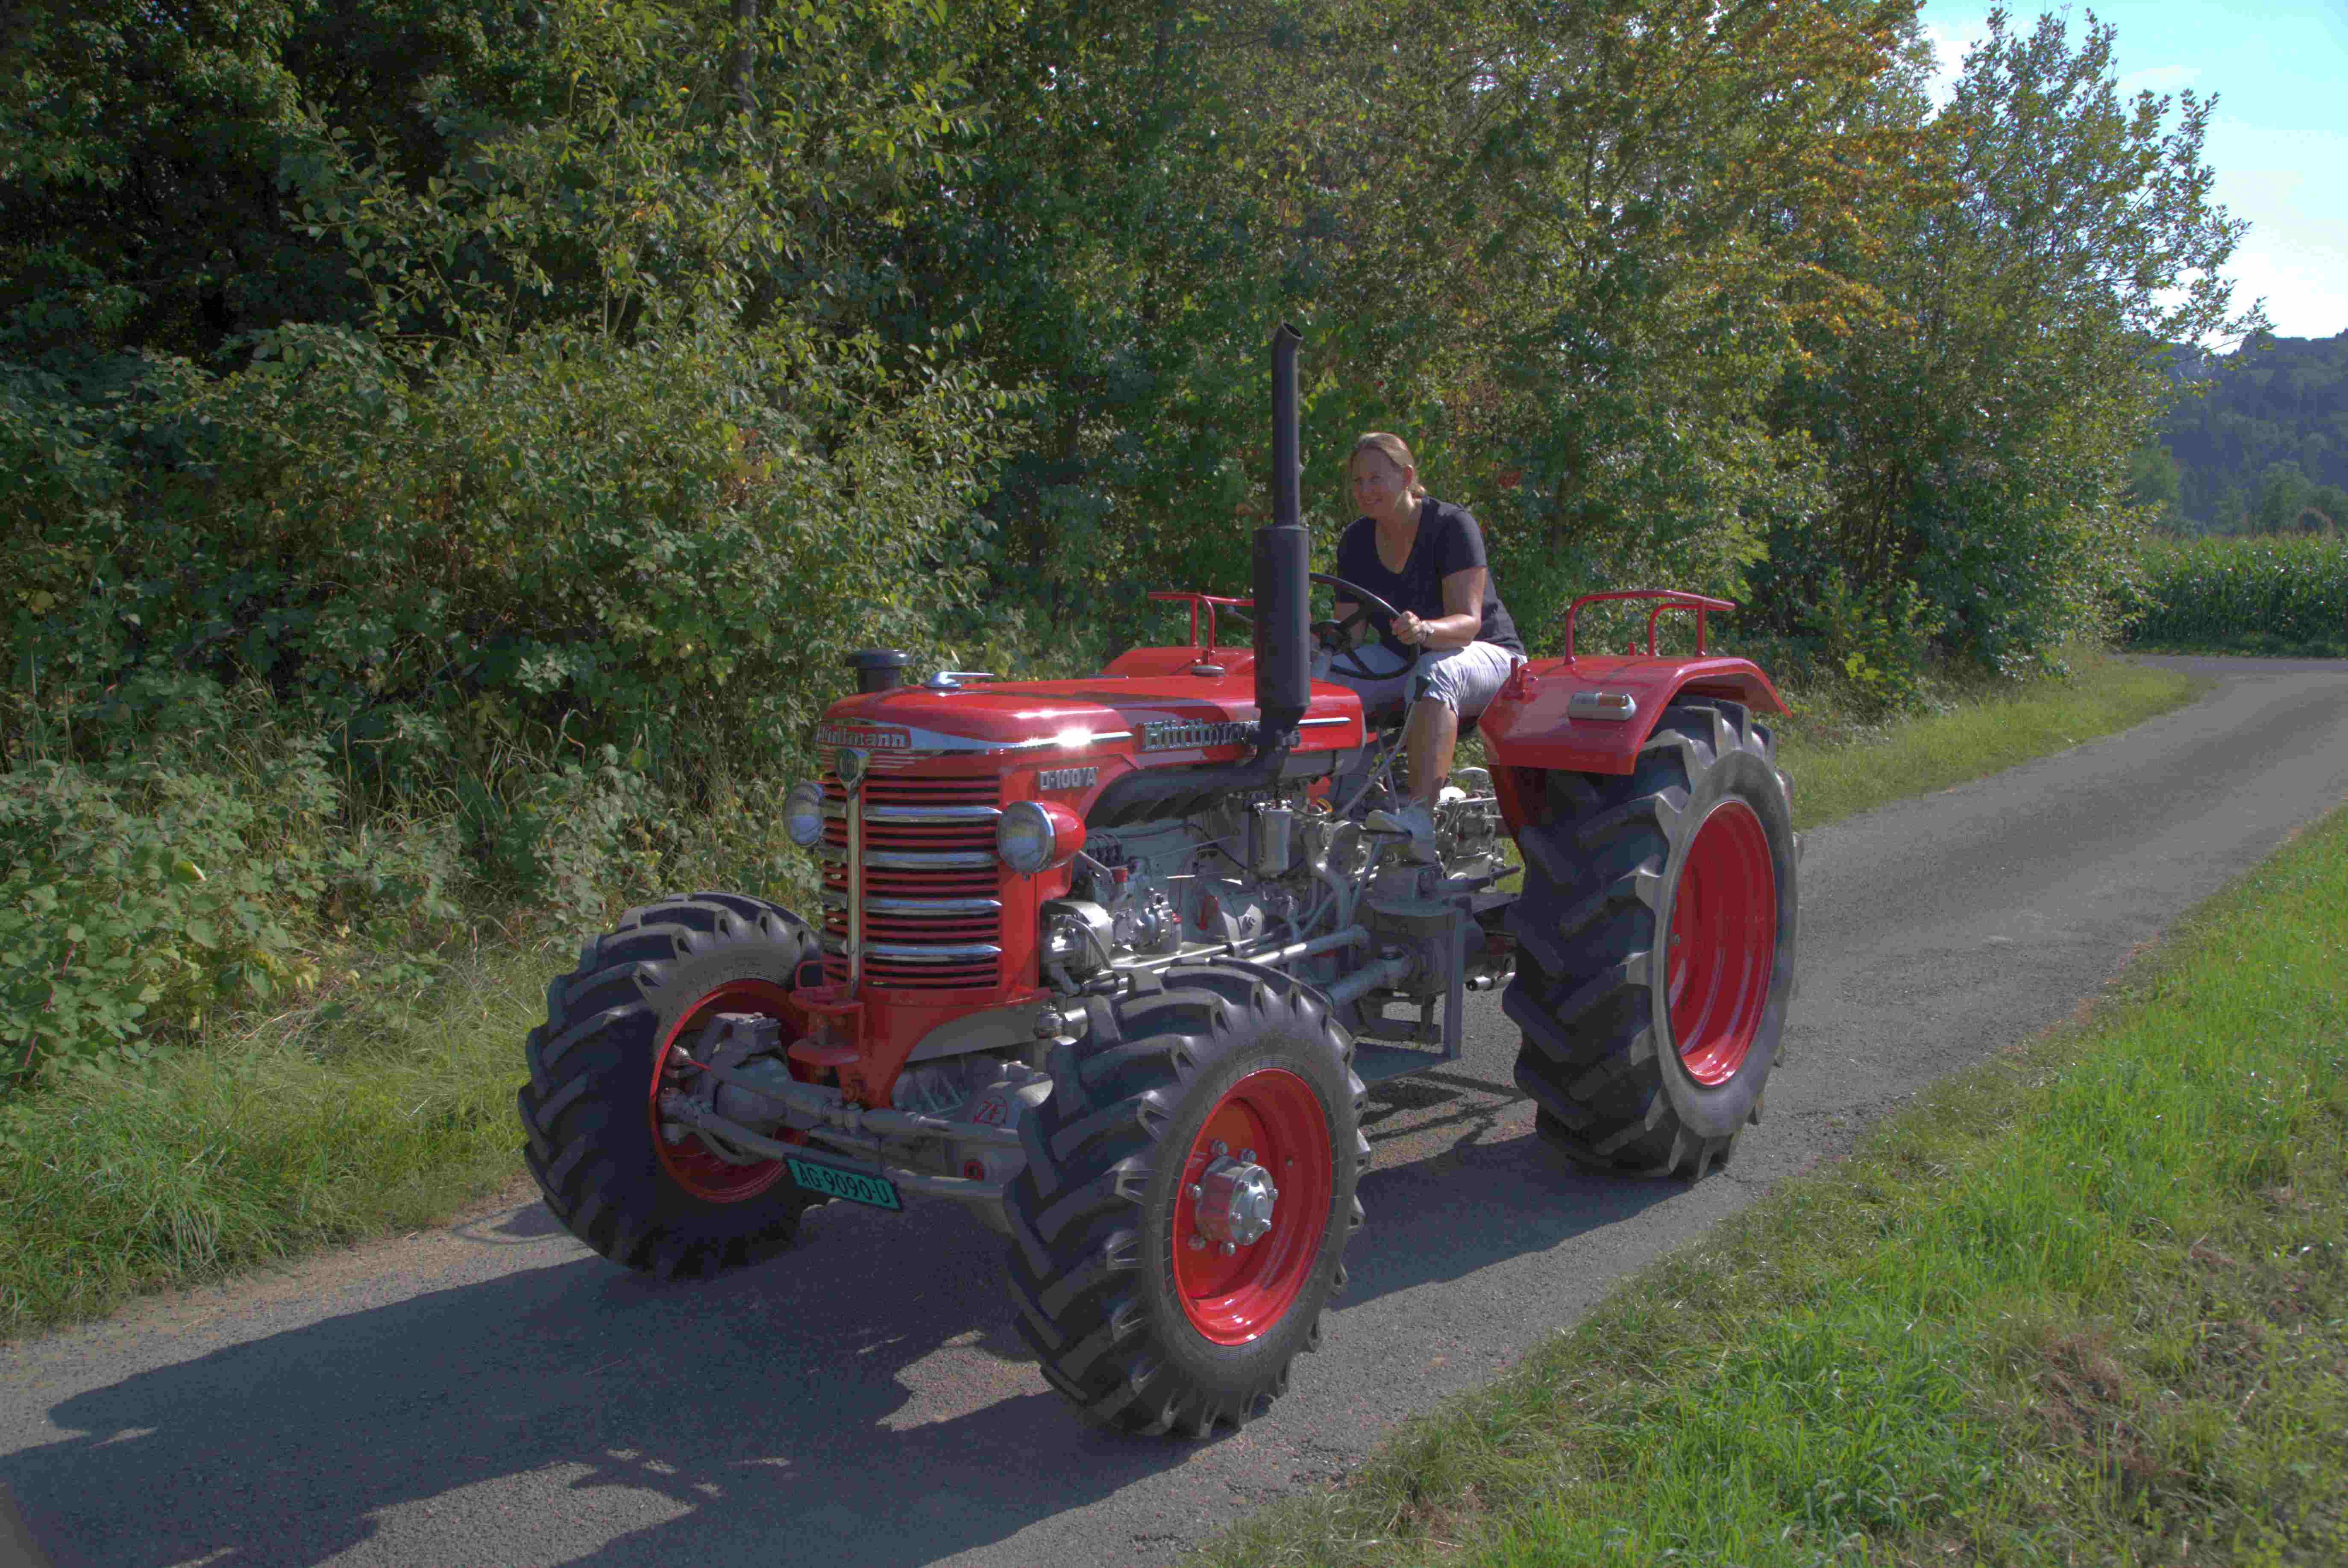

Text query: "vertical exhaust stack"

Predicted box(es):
[1253, 324, 1310, 751]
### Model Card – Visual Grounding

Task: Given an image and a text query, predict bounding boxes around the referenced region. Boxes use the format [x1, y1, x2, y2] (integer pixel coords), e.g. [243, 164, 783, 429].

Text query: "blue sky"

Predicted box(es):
[1919, 1, 2348, 341]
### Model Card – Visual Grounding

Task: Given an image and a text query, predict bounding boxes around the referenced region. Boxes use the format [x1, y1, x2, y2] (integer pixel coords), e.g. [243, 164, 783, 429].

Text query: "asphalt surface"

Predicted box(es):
[5, 655, 2345, 1568]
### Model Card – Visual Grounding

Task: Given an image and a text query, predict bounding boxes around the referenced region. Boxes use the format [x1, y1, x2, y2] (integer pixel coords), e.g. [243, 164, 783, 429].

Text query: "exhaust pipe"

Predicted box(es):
[1252, 323, 1310, 750]
[1089, 326, 1312, 828]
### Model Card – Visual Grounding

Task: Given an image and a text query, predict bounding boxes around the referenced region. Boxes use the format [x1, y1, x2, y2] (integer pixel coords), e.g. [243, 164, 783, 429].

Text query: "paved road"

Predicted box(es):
[5, 656, 2344, 1568]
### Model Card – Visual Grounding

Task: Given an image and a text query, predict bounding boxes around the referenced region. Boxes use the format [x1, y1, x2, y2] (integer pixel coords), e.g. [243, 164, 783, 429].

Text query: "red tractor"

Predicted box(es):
[518, 327, 1799, 1437]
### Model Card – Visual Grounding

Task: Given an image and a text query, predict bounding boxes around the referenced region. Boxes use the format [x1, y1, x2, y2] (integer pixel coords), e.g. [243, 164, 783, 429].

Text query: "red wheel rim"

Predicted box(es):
[1171, 1069, 1333, 1346]
[1667, 799, 1777, 1087]
[646, 979, 802, 1203]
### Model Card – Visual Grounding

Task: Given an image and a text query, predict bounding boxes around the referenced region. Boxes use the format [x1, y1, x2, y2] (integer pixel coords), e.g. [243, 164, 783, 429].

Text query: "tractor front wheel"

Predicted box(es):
[518, 892, 820, 1279]
[1503, 699, 1799, 1178]
[1004, 962, 1367, 1436]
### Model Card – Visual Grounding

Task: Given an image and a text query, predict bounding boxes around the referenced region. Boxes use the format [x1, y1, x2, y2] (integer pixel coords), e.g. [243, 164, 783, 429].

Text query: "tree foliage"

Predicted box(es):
[2158, 332, 2348, 532]
[871, 0, 1919, 647]
[9, 0, 2248, 709]
[0, 0, 531, 373]
[6, 0, 1015, 799]
[1756, 7, 2257, 685]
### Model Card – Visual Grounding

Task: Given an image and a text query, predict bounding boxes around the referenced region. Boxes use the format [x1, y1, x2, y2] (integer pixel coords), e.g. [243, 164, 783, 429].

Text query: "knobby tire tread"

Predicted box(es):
[517, 893, 817, 1280]
[1004, 963, 1367, 1438]
[1503, 699, 1797, 1179]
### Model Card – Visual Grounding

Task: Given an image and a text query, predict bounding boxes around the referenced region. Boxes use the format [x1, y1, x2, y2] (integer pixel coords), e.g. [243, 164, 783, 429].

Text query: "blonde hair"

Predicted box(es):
[1350, 432, 1426, 501]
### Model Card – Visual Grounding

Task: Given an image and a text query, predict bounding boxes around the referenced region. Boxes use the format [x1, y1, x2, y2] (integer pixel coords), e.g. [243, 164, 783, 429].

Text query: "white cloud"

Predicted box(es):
[2198, 124, 2348, 338]
[1921, 18, 1996, 108]
[2221, 243, 2348, 340]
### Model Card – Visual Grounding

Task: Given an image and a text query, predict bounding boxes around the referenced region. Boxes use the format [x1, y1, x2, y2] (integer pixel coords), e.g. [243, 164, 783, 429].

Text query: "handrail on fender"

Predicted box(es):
[1561, 590, 1738, 661]
[1148, 590, 1254, 655]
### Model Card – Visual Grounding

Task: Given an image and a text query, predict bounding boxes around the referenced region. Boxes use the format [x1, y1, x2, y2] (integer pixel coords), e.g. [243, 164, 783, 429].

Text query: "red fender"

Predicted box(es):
[1479, 655, 1790, 835]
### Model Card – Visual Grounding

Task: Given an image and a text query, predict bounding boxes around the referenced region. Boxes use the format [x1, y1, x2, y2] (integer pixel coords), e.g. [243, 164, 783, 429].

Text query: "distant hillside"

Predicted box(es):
[2161, 331, 2348, 531]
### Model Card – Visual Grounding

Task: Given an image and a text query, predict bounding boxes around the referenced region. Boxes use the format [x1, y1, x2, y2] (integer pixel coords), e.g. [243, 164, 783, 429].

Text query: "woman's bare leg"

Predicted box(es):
[1403, 700, 1458, 806]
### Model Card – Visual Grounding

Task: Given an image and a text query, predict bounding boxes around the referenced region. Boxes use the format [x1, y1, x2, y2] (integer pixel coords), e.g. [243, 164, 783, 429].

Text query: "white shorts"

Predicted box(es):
[1325, 640, 1525, 722]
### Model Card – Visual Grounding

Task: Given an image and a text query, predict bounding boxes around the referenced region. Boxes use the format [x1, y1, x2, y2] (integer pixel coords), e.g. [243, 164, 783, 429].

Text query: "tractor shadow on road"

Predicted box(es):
[1349, 1068, 1690, 1301]
[5, 1075, 1679, 1568]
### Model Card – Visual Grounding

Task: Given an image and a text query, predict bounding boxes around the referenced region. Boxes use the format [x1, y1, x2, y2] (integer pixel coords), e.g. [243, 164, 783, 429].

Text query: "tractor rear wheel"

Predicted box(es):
[518, 892, 819, 1278]
[1004, 962, 1367, 1436]
[1503, 699, 1799, 1178]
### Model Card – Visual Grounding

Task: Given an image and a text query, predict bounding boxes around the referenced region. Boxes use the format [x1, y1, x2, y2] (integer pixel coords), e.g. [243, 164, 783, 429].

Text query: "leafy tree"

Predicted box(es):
[1759, 7, 2259, 676]
[874, 0, 1921, 650]
[883, 0, 1303, 637]
[0, 0, 537, 375]
[1374, 0, 1919, 636]
[6, 0, 1020, 802]
[2311, 484, 2348, 534]
[2211, 484, 2250, 534]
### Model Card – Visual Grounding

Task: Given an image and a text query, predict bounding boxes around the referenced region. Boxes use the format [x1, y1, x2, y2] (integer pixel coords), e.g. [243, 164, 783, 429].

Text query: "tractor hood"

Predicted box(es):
[814, 668, 1363, 767]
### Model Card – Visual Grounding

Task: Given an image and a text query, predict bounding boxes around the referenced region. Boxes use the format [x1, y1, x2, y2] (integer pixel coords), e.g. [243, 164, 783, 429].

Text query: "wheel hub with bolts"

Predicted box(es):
[1187, 1146, 1280, 1252]
[1168, 1066, 1335, 1346]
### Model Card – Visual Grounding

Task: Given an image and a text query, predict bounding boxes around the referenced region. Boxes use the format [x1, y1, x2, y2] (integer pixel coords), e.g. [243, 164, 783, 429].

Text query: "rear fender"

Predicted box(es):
[1480, 655, 1789, 836]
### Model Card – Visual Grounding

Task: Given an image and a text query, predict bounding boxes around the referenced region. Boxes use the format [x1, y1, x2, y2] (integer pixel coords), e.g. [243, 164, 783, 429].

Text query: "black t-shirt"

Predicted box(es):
[1332, 498, 1523, 660]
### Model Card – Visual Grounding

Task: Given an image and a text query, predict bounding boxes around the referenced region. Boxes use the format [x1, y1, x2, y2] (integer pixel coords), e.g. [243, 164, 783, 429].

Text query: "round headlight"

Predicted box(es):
[783, 780, 827, 848]
[997, 799, 1084, 875]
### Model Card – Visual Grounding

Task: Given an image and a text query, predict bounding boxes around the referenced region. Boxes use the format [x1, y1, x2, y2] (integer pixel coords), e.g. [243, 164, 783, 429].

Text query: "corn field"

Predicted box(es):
[2122, 534, 2348, 655]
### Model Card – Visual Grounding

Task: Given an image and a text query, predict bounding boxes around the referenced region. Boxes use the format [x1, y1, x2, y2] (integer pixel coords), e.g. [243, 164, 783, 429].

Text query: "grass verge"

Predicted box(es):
[1198, 801, 2348, 1568]
[0, 942, 543, 1334]
[0, 654, 2212, 1340]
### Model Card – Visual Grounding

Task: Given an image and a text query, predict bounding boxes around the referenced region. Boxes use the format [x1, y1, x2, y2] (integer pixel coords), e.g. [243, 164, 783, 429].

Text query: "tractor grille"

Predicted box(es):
[820, 773, 1006, 990]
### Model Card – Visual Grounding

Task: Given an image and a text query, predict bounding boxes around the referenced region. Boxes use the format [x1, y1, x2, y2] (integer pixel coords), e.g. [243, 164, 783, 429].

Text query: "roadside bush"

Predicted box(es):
[0, 0, 1031, 1098]
[1, 317, 1010, 980]
[1782, 572, 1945, 719]
[0, 664, 484, 1090]
[7, 317, 1007, 792]
[0, 759, 331, 1086]
[2122, 534, 2348, 655]
[3, 0, 1019, 883]
[458, 748, 661, 930]
[0, 762, 484, 1090]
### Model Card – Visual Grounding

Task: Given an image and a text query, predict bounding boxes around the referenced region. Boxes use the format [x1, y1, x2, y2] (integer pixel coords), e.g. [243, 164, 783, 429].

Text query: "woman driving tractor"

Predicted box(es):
[1325, 432, 1525, 860]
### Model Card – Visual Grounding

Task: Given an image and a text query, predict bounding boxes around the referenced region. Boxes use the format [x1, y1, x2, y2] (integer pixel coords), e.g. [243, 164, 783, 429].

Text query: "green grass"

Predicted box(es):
[0, 653, 2211, 1339]
[0, 942, 543, 1333]
[2125, 532, 2348, 658]
[1199, 803, 2348, 1568]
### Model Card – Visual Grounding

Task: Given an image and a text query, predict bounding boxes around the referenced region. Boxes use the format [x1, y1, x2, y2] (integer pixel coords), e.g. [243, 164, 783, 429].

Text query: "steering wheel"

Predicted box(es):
[1308, 571, 1411, 681]
[1315, 570, 1399, 648]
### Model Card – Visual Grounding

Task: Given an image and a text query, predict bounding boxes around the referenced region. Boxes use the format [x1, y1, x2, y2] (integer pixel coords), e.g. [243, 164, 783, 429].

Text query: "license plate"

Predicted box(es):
[785, 1157, 904, 1212]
